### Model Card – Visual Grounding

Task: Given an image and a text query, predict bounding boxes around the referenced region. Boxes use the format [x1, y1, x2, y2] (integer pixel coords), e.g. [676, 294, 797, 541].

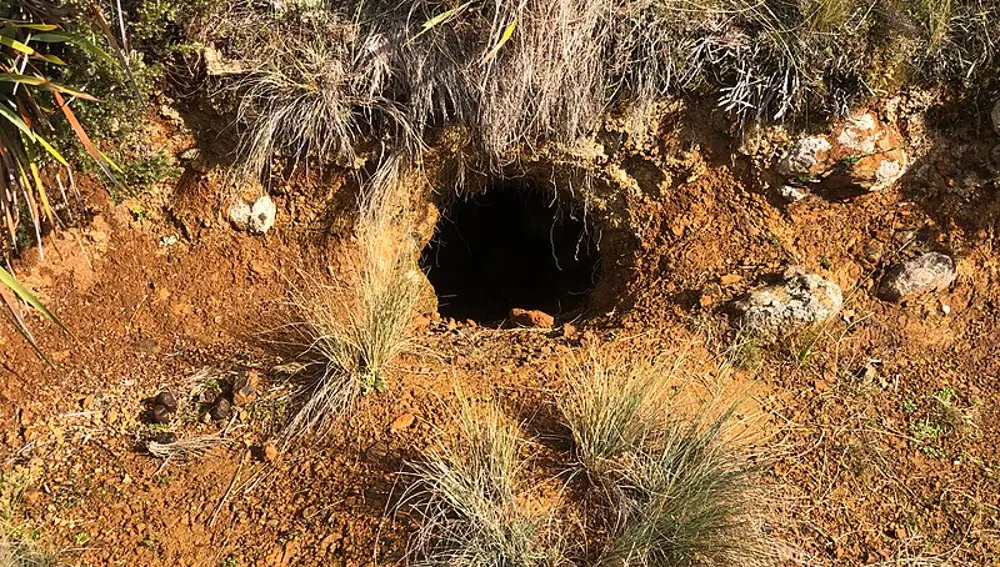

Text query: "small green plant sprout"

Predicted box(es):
[910, 419, 943, 444]
[910, 416, 946, 459]
[901, 398, 918, 414]
[932, 386, 955, 406]
[725, 327, 763, 371]
[930, 385, 976, 437]
[72, 531, 90, 546]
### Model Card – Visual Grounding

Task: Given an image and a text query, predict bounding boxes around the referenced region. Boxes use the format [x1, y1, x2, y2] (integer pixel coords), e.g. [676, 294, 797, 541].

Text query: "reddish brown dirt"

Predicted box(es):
[2, 98, 999, 566]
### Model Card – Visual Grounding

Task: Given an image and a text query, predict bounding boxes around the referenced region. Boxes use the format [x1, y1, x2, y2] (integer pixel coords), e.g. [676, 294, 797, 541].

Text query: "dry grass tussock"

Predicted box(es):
[401, 394, 562, 567]
[283, 159, 425, 441]
[558, 347, 671, 478]
[400, 347, 775, 567]
[559, 346, 776, 567]
[199, 0, 999, 181]
[0, 475, 56, 567]
[146, 435, 231, 461]
[0, 536, 55, 567]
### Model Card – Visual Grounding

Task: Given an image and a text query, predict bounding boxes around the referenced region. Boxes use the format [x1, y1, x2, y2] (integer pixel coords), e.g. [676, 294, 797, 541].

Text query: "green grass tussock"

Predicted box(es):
[558, 347, 773, 567]
[558, 348, 668, 478]
[403, 348, 772, 567]
[595, 419, 769, 567]
[403, 395, 560, 567]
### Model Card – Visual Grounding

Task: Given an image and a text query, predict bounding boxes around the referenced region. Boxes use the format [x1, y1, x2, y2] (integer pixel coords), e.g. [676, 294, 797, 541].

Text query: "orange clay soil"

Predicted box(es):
[1, 98, 1000, 567]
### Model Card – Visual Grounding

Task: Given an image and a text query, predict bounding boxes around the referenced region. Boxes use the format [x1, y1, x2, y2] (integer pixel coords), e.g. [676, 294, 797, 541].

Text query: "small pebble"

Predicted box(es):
[389, 413, 416, 433]
[263, 442, 280, 462]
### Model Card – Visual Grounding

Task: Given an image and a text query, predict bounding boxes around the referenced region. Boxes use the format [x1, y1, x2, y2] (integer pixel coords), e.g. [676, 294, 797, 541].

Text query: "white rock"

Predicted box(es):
[836, 112, 878, 154]
[877, 252, 956, 302]
[778, 136, 831, 177]
[248, 196, 276, 235]
[778, 185, 807, 203]
[228, 200, 252, 230]
[734, 267, 843, 339]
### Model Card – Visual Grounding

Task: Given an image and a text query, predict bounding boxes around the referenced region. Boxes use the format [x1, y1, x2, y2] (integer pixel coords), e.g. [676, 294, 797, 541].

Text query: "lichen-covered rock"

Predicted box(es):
[228, 201, 252, 230]
[778, 136, 832, 178]
[778, 111, 907, 194]
[877, 252, 956, 302]
[248, 196, 276, 234]
[734, 268, 843, 338]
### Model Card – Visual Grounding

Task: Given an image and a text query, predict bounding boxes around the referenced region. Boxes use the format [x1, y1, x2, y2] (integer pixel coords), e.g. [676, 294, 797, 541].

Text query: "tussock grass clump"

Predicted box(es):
[284, 162, 424, 440]
[1, 475, 56, 567]
[193, 0, 1000, 182]
[225, 10, 418, 181]
[596, 419, 769, 567]
[558, 347, 773, 567]
[403, 396, 560, 567]
[404, 348, 772, 567]
[558, 348, 668, 477]
[0, 536, 55, 567]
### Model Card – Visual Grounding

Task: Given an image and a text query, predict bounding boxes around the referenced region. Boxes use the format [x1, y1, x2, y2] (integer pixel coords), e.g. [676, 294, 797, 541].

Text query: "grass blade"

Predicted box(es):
[0, 73, 99, 101]
[0, 35, 35, 55]
[409, 2, 473, 43]
[0, 264, 66, 331]
[482, 18, 517, 63]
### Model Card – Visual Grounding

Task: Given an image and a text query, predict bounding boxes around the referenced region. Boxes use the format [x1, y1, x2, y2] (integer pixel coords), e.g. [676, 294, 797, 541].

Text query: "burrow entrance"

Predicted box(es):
[421, 179, 600, 323]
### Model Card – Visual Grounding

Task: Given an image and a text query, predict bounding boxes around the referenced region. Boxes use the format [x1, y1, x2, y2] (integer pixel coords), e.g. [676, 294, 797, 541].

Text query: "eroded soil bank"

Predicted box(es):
[2, 96, 999, 566]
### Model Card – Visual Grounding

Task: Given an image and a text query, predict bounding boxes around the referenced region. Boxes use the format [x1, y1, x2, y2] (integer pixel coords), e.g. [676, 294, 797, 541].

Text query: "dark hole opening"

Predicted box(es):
[421, 180, 600, 323]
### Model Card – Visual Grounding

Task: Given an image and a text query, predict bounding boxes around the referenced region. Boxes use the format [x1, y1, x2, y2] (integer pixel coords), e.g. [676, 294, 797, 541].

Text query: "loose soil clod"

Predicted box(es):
[209, 398, 233, 422]
[509, 308, 555, 329]
[149, 404, 173, 425]
[154, 391, 178, 412]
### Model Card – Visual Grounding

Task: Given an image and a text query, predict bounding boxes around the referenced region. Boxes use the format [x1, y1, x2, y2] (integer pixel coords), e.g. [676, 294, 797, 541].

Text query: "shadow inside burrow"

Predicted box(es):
[421, 178, 602, 325]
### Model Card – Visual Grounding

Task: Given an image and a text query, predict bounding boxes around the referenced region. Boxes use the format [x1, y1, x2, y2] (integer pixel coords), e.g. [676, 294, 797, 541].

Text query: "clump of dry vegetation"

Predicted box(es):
[283, 161, 425, 441]
[0, 531, 55, 567]
[179, 0, 1000, 181]
[146, 435, 230, 461]
[559, 347, 772, 567]
[0, 474, 56, 567]
[558, 349, 667, 477]
[403, 348, 773, 567]
[402, 395, 560, 567]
